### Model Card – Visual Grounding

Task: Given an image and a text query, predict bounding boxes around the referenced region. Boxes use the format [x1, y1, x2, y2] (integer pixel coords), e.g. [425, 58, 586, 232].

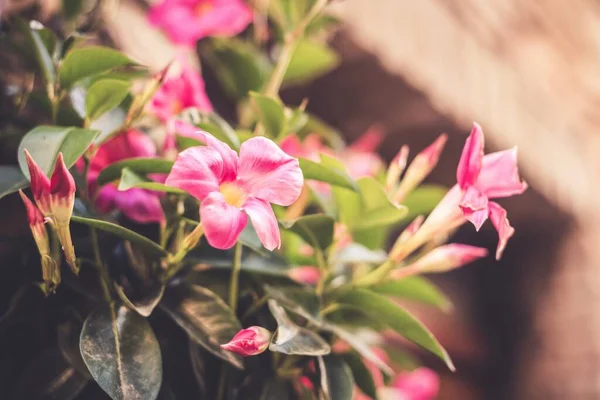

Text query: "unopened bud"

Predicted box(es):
[288, 266, 321, 285]
[385, 145, 409, 192]
[221, 326, 272, 356]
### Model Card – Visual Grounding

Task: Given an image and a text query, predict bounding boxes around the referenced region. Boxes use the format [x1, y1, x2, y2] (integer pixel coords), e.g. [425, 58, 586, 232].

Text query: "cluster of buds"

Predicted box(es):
[20, 150, 78, 291]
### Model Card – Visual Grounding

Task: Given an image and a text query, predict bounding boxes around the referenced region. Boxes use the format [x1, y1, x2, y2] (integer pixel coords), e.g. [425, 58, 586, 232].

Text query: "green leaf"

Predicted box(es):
[280, 214, 335, 251]
[115, 283, 165, 318]
[118, 168, 185, 194]
[319, 355, 355, 400]
[284, 40, 340, 86]
[36, 27, 58, 60]
[299, 156, 358, 191]
[342, 352, 378, 400]
[284, 107, 309, 135]
[371, 276, 452, 312]
[250, 92, 286, 138]
[336, 289, 454, 370]
[96, 158, 173, 187]
[71, 216, 168, 257]
[264, 284, 320, 320]
[181, 110, 240, 150]
[14, 18, 55, 84]
[62, 0, 85, 20]
[17, 126, 99, 179]
[183, 218, 268, 256]
[85, 78, 131, 121]
[59, 46, 136, 88]
[0, 166, 28, 199]
[161, 284, 244, 369]
[401, 184, 447, 221]
[80, 305, 162, 400]
[298, 114, 345, 150]
[268, 300, 330, 356]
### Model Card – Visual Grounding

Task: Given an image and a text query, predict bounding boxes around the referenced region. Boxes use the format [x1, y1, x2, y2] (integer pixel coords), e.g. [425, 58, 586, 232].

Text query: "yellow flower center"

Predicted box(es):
[170, 99, 183, 115]
[220, 183, 247, 208]
[195, 2, 213, 16]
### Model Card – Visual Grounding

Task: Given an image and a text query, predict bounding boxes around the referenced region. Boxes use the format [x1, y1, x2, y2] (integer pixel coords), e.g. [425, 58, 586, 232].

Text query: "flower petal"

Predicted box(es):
[238, 137, 303, 206]
[459, 186, 489, 231]
[243, 197, 280, 251]
[456, 123, 484, 189]
[348, 125, 384, 152]
[114, 188, 164, 224]
[477, 147, 528, 198]
[201, 192, 247, 249]
[166, 146, 223, 200]
[488, 202, 515, 260]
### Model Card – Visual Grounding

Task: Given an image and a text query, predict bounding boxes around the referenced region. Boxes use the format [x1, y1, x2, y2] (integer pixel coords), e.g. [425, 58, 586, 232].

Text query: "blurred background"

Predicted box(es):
[3, 0, 600, 398]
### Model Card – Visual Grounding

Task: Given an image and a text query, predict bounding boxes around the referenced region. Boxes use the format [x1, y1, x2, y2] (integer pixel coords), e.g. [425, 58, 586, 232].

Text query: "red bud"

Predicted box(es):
[221, 326, 272, 356]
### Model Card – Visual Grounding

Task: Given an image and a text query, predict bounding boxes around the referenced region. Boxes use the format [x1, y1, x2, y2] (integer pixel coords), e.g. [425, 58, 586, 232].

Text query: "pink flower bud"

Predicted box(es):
[385, 145, 409, 192]
[221, 326, 272, 357]
[50, 153, 76, 214]
[24, 149, 51, 214]
[288, 266, 321, 285]
[393, 244, 487, 279]
[393, 368, 440, 400]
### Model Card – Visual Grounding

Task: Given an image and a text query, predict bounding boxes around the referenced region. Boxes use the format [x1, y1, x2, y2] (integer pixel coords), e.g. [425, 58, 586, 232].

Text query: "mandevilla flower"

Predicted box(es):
[150, 62, 213, 122]
[221, 326, 272, 356]
[165, 129, 303, 250]
[148, 0, 253, 46]
[24, 150, 77, 273]
[391, 368, 440, 400]
[87, 129, 164, 224]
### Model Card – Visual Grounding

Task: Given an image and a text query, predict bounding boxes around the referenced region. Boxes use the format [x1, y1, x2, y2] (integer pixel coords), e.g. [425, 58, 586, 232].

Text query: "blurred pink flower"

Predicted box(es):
[393, 368, 440, 400]
[288, 266, 321, 285]
[148, 0, 253, 46]
[150, 63, 213, 122]
[221, 326, 272, 356]
[166, 131, 303, 250]
[392, 243, 488, 277]
[88, 130, 164, 224]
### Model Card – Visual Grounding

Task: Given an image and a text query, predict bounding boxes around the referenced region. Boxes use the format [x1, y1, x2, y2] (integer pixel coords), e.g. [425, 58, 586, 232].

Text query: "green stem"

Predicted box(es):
[241, 295, 268, 321]
[90, 227, 113, 304]
[228, 242, 243, 311]
[217, 363, 227, 400]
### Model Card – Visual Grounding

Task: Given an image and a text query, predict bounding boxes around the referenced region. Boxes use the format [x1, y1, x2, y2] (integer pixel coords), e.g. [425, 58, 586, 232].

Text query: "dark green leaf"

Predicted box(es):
[342, 352, 377, 400]
[96, 158, 173, 187]
[183, 218, 267, 256]
[319, 355, 355, 400]
[36, 27, 57, 60]
[179, 110, 240, 150]
[284, 40, 340, 86]
[71, 216, 168, 257]
[62, 0, 85, 20]
[299, 156, 358, 191]
[80, 305, 162, 400]
[264, 284, 320, 320]
[250, 92, 286, 138]
[336, 289, 454, 370]
[371, 276, 452, 312]
[85, 79, 130, 121]
[0, 166, 28, 199]
[268, 300, 330, 356]
[17, 126, 99, 179]
[118, 168, 185, 194]
[160, 284, 244, 369]
[280, 214, 335, 251]
[115, 283, 165, 318]
[401, 185, 447, 221]
[59, 46, 136, 88]
[14, 18, 55, 83]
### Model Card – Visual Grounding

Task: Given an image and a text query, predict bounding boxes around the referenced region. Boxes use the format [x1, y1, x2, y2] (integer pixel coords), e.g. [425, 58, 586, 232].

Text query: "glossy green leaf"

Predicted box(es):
[299, 157, 358, 191]
[161, 284, 244, 369]
[85, 78, 130, 121]
[176, 134, 203, 150]
[36, 27, 58, 60]
[371, 276, 452, 312]
[336, 289, 454, 370]
[115, 283, 165, 318]
[80, 305, 162, 400]
[268, 300, 330, 356]
[181, 110, 240, 150]
[320, 355, 355, 400]
[118, 168, 185, 194]
[0, 166, 28, 199]
[342, 352, 377, 400]
[401, 184, 447, 221]
[59, 46, 136, 88]
[71, 216, 168, 257]
[250, 92, 286, 138]
[284, 107, 309, 135]
[284, 40, 340, 86]
[17, 126, 99, 179]
[264, 284, 320, 320]
[280, 214, 335, 251]
[15, 18, 55, 83]
[97, 158, 173, 186]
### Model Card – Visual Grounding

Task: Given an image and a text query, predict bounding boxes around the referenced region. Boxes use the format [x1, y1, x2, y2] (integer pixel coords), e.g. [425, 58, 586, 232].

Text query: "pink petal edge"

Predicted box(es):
[200, 192, 248, 250]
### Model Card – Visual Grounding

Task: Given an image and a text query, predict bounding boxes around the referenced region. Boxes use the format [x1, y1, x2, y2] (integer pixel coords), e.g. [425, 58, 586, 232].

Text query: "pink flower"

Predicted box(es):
[456, 123, 527, 259]
[165, 131, 303, 250]
[221, 326, 272, 356]
[149, 62, 213, 122]
[88, 130, 164, 224]
[393, 368, 440, 400]
[288, 266, 321, 285]
[148, 0, 253, 46]
[392, 244, 488, 277]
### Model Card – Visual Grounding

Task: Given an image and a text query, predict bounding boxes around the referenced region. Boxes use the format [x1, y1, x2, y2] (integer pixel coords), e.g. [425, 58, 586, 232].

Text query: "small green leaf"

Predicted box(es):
[182, 110, 240, 150]
[59, 46, 136, 88]
[319, 355, 355, 400]
[161, 284, 244, 369]
[85, 78, 130, 121]
[71, 216, 168, 257]
[342, 352, 377, 400]
[80, 305, 162, 400]
[0, 166, 28, 199]
[280, 214, 335, 251]
[249, 92, 286, 138]
[96, 158, 174, 187]
[36, 27, 58, 60]
[371, 276, 452, 312]
[336, 289, 454, 370]
[17, 126, 99, 179]
[118, 168, 185, 194]
[284, 40, 340, 86]
[268, 300, 331, 356]
[401, 184, 448, 221]
[14, 18, 55, 84]
[299, 156, 358, 191]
